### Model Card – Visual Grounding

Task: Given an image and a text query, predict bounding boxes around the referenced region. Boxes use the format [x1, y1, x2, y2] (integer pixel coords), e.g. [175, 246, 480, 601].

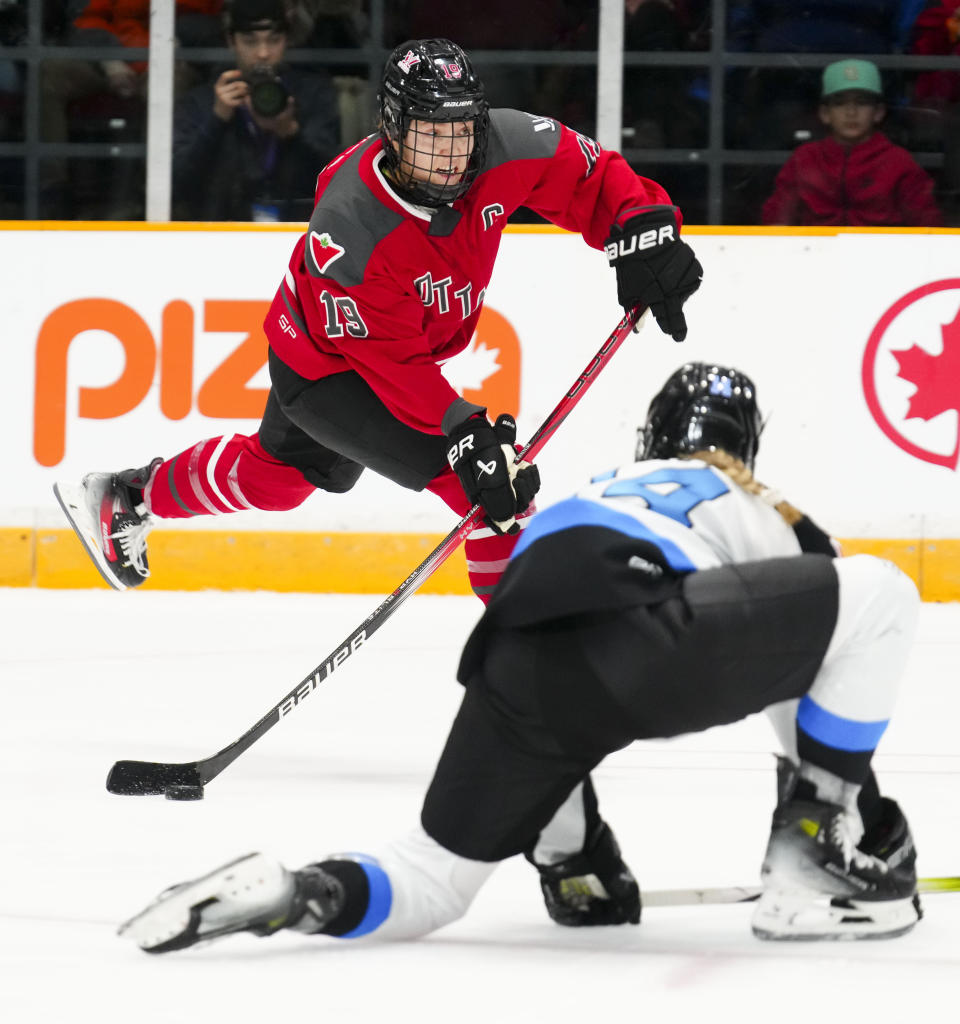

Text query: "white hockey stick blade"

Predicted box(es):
[643, 876, 960, 908]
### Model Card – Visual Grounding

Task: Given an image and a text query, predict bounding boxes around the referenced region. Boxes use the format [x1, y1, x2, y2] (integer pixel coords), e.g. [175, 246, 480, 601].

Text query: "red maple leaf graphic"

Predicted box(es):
[892, 305, 960, 421]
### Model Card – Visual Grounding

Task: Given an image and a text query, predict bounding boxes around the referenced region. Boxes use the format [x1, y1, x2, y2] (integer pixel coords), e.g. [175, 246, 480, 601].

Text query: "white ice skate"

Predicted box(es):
[54, 460, 159, 590]
[751, 886, 921, 940]
[119, 853, 298, 953]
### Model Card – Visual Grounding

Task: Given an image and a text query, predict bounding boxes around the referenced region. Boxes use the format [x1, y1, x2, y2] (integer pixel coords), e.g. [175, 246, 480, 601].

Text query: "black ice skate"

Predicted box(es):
[53, 459, 161, 590]
[118, 852, 345, 954]
[752, 795, 921, 940]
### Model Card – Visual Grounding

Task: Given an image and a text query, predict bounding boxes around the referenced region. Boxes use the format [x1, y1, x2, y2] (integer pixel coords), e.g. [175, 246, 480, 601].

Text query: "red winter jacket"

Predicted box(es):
[762, 132, 942, 227]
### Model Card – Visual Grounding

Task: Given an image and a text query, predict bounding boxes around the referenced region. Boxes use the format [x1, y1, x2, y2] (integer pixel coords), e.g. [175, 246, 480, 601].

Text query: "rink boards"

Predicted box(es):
[1, 222, 959, 598]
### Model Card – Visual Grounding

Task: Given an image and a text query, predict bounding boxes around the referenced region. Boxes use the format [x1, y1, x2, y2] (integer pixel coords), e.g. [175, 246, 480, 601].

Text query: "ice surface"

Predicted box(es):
[2, 589, 957, 1023]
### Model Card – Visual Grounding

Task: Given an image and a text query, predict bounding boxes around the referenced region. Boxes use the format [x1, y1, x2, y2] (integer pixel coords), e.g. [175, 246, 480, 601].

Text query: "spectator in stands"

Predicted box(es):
[762, 59, 942, 226]
[906, 3, 960, 222]
[172, 0, 340, 222]
[908, 2, 960, 106]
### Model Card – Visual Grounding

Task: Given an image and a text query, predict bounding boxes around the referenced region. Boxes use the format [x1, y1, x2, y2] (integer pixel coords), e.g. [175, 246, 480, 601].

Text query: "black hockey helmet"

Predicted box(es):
[638, 363, 763, 469]
[378, 38, 489, 208]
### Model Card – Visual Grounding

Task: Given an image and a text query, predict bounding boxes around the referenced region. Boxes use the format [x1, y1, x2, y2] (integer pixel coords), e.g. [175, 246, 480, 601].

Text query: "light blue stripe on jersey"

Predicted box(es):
[797, 695, 889, 752]
[510, 496, 697, 572]
[339, 858, 393, 938]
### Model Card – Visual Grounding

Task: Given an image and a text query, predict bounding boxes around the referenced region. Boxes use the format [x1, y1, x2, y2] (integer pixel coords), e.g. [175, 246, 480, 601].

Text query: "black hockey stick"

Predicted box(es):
[107, 306, 646, 798]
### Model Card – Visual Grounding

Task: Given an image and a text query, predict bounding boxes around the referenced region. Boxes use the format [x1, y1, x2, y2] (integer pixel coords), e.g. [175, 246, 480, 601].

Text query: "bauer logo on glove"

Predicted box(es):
[447, 431, 480, 470]
[605, 204, 702, 343]
[604, 222, 675, 260]
[445, 413, 539, 534]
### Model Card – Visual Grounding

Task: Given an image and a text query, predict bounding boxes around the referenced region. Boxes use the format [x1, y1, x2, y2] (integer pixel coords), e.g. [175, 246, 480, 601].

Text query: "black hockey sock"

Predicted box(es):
[796, 726, 874, 787]
[309, 860, 371, 937]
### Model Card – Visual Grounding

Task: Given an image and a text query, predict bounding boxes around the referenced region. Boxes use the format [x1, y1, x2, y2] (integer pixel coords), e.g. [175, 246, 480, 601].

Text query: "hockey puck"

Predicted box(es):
[164, 784, 205, 801]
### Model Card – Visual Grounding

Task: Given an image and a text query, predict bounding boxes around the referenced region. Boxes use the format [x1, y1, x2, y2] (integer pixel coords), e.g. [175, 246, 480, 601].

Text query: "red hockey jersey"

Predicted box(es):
[264, 108, 674, 434]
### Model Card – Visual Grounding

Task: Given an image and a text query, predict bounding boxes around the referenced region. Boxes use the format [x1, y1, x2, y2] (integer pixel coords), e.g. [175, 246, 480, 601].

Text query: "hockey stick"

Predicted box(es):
[107, 305, 646, 798]
[643, 876, 960, 907]
[4, 876, 956, 930]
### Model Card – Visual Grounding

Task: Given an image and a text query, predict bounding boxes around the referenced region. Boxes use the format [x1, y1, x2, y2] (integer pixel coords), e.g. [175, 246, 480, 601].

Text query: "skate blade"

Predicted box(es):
[751, 887, 921, 941]
[118, 853, 291, 953]
[53, 478, 128, 592]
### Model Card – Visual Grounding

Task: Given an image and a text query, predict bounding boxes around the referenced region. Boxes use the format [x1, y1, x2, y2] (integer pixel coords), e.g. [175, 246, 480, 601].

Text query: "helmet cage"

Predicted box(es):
[378, 39, 489, 208]
[638, 364, 763, 469]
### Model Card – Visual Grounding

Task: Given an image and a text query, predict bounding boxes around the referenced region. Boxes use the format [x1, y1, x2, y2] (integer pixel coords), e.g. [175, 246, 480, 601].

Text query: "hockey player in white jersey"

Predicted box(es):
[119, 362, 922, 952]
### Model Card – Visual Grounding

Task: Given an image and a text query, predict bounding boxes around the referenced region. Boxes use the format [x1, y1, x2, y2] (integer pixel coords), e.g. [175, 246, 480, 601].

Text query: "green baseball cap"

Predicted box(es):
[821, 59, 882, 99]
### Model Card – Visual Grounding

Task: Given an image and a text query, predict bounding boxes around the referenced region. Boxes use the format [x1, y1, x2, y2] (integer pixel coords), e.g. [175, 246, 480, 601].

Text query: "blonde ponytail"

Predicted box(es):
[688, 450, 804, 526]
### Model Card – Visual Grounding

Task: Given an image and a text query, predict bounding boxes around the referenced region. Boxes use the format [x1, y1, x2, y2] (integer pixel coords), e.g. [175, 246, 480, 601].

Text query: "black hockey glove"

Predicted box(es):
[605, 204, 703, 342]
[446, 412, 540, 535]
[528, 821, 641, 927]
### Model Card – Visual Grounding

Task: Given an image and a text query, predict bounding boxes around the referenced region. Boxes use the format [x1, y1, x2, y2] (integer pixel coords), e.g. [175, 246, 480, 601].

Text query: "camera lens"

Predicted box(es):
[246, 68, 288, 118]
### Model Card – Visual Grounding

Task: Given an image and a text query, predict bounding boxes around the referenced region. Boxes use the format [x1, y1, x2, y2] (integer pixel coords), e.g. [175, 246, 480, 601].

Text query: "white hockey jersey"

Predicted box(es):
[558, 457, 803, 570]
[477, 457, 808, 631]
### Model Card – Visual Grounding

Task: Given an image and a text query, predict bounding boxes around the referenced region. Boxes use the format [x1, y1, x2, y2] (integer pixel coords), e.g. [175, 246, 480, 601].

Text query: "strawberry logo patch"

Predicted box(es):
[309, 231, 345, 275]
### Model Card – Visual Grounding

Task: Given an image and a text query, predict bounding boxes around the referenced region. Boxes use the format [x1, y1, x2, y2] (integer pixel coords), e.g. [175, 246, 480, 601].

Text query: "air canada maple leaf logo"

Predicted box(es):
[862, 280, 960, 469]
[892, 307, 960, 423]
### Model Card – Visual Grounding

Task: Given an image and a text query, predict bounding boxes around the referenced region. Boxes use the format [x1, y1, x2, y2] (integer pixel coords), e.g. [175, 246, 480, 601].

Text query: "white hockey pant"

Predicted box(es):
[360, 825, 497, 940]
[765, 554, 920, 766]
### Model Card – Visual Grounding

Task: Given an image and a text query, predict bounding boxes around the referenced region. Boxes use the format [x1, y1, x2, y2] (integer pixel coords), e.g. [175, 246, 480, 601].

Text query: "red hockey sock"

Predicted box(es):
[426, 467, 532, 604]
[144, 434, 315, 519]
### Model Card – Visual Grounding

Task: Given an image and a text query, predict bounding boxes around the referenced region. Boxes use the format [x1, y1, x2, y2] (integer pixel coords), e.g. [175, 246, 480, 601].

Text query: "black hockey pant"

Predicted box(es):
[421, 555, 838, 862]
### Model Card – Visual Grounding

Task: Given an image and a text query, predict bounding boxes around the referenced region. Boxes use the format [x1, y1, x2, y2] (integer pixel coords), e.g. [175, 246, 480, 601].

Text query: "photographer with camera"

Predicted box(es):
[173, 0, 340, 221]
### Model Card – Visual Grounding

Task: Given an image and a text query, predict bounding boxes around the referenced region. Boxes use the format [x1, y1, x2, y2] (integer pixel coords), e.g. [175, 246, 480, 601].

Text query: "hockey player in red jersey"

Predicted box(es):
[54, 38, 700, 931]
[117, 363, 922, 952]
[54, 36, 701, 603]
